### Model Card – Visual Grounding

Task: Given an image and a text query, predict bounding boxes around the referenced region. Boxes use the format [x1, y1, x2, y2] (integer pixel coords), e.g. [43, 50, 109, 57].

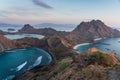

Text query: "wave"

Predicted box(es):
[28, 56, 42, 70]
[33, 56, 42, 67]
[16, 61, 27, 71]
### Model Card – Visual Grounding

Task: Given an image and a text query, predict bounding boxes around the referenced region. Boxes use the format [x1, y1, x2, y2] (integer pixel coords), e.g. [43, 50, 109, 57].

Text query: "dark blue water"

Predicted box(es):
[0, 48, 52, 80]
[77, 38, 120, 58]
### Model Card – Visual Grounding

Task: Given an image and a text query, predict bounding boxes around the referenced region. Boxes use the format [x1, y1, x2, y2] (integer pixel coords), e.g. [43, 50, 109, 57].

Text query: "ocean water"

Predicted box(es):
[0, 48, 52, 80]
[4, 34, 44, 40]
[0, 26, 22, 32]
[77, 38, 120, 58]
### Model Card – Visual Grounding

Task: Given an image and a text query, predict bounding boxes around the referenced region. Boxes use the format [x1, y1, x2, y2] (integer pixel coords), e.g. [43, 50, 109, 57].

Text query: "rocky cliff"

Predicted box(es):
[0, 35, 15, 53]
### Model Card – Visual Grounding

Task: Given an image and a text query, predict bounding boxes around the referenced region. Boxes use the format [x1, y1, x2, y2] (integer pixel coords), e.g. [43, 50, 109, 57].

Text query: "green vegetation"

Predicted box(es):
[87, 51, 114, 67]
[36, 75, 46, 80]
[57, 59, 70, 72]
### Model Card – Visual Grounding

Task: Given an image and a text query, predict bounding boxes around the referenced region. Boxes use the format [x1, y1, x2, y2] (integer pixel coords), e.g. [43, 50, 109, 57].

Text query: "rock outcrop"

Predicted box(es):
[85, 48, 120, 66]
[0, 35, 15, 53]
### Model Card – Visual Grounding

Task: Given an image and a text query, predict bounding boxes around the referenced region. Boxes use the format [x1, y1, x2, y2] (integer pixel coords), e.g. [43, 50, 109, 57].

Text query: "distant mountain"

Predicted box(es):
[0, 22, 21, 27]
[34, 23, 76, 31]
[18, 24, 69, 36]
[0, 22, 22, 32]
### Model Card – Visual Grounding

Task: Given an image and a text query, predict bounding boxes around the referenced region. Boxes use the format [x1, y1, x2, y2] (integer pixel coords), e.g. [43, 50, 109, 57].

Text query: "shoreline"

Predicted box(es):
[73, 43, 91, 50]
[73, 38, 104, 50]
[94, 38, 102, 41]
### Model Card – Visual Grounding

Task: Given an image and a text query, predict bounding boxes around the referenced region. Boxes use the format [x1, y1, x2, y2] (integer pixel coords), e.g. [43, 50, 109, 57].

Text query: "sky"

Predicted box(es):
[0, 0, 120, 27]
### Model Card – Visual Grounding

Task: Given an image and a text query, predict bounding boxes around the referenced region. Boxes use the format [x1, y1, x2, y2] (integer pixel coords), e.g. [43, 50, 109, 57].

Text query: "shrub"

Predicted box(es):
[36, 75, 46, 80]
[57, 59, 70, 72]
[87, 51, 114, 67]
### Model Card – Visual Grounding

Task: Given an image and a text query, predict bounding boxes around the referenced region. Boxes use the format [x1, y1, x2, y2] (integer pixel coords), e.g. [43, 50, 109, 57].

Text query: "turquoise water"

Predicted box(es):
[0, 48, 52, 80]
[4, 34, 44, 40]
[77, 38, 120, 57]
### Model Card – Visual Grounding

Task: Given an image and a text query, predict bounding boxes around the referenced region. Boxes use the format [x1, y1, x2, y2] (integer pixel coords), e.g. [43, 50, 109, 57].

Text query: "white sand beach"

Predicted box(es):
[73, 43, 91, 50]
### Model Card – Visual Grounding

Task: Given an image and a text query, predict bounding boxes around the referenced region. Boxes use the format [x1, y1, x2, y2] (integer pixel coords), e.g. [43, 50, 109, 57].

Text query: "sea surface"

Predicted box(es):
[4, 34, 44, 40]
[0, 26, 22, 32]
[76, 38, 120, 58]
[0, 48, 52, 80]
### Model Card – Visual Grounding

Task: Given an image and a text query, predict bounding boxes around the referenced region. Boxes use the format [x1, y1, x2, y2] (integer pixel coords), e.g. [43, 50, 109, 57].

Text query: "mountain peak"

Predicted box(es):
[73, 20, 107, 31]
[69, 20, 120, 43]
[91, 19, 105, 25]
[80, 19, 104, 25]
[91, 19, 103, 23]
[24, 24, 34, 28]
[18, 24, 34, 32]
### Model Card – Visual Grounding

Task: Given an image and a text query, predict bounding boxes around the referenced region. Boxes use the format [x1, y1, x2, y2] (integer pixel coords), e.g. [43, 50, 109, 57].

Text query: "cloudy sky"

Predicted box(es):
[0, 0, 120, 27]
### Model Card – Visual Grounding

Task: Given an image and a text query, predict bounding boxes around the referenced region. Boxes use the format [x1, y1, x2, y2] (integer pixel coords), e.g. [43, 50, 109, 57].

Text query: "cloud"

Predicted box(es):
[32, 0, 53, 9]
[0, 6, 52, 20]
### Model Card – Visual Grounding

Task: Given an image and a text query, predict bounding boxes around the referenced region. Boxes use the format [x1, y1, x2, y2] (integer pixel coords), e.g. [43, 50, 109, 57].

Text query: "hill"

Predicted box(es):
[64, 20, 120, 45]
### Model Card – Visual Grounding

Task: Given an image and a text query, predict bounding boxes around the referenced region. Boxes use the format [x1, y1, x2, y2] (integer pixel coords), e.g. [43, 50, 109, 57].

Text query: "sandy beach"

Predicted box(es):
[73, 43, 91, 50]
[94, 38, 102, 41]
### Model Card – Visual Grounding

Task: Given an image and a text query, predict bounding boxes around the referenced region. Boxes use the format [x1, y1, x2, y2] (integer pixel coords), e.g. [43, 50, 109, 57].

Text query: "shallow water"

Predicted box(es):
[0, 48, 52, 80]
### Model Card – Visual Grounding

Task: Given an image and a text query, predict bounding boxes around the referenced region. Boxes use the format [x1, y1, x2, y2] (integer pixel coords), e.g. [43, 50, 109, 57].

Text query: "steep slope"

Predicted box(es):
[73, 20, 120, 38]
[0, 35, 15, 52]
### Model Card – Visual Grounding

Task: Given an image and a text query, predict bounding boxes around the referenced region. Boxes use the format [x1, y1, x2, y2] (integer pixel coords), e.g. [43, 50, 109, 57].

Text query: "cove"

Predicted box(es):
[0, 48, 52, 80]
[76, 38, 120, 58]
